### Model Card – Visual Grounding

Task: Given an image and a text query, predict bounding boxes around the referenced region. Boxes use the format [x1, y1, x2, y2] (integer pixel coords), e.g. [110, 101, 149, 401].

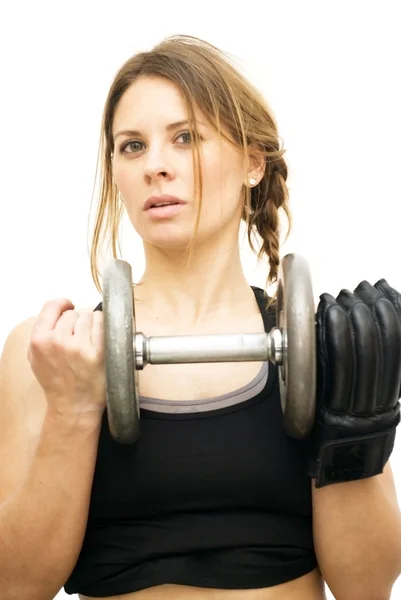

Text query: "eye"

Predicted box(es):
[176, 131, 193, 144]
[120, 140, 144, 154]
[176, 130, 202, 145]
[119, 131, 201, 155]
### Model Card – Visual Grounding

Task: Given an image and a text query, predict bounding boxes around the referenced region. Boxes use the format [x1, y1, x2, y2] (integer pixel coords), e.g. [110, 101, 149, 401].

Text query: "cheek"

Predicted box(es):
[113, 163, 142, 206]
[201, 154, 244, 204]
[113, 161, 133, 186]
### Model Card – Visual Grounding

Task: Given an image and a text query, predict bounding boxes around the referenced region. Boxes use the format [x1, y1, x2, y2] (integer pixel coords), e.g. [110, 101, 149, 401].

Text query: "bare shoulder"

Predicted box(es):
[0, 305, 97, 503]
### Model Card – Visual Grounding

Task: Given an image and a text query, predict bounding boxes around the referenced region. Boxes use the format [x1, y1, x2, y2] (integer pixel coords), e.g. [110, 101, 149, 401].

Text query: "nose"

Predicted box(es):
[143, 146, 175, 183]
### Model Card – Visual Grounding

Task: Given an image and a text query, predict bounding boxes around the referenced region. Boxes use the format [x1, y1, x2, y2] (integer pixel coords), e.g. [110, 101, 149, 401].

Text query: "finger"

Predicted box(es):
[316, 293, 354, 413]
[53, 310, 80, 337]
[354, 281, 401, 410]
[374, 278, 401, 319]
[90, 311, 104, 359]
[31, 298, 75, 338]
[72, 311, 94, 342]
[336, 288, 379, 414]
[375, 280, 401, 400]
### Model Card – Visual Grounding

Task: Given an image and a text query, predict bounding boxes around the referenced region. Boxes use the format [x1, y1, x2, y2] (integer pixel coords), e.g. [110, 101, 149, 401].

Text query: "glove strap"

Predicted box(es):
[311, 427, 396, 488]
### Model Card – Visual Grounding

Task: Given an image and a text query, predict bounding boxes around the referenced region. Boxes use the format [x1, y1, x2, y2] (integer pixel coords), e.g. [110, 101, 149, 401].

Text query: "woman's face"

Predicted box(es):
[112, 76, 248, 250]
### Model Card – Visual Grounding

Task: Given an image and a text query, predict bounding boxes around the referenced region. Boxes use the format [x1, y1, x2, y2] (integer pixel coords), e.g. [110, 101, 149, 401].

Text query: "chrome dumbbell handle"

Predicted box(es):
[134, 329, 284, 369]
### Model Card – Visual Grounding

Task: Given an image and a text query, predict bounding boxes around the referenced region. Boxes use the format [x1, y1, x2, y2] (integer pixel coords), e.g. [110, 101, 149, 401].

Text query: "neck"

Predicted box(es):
[135, 240, 255, 327]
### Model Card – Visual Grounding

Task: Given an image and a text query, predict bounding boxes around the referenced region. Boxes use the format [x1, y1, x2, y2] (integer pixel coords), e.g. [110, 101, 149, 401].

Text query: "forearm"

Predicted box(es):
[0, 408, 102, 600]
[312, 470, 401, 600]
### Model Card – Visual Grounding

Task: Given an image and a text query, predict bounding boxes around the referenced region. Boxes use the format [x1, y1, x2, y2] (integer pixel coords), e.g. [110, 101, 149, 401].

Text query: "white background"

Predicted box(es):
[0, 1, 400, 598]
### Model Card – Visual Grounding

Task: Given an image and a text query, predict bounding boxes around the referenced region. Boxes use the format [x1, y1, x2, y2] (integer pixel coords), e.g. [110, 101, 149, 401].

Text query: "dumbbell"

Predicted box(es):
[102, 254, 316, 444]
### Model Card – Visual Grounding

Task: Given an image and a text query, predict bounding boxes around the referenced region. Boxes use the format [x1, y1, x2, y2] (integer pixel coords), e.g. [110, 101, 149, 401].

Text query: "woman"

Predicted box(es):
[0, 35, 400, 600]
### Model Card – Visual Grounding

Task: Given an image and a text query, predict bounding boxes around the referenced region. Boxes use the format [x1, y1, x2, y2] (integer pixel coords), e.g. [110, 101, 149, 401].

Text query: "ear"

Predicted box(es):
[245, 145, 266, 187]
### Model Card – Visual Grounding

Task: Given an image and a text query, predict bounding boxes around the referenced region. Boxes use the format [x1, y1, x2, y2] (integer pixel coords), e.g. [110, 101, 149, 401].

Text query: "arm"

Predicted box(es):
[308, 279, 401, 599]
[0, 412, 102, 600]
[0, 317, 103, 600]
[312, 462, 401, 600]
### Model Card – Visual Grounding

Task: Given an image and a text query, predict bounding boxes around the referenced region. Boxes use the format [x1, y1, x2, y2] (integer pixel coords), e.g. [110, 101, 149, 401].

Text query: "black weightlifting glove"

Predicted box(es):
[308, 278, 401, 488]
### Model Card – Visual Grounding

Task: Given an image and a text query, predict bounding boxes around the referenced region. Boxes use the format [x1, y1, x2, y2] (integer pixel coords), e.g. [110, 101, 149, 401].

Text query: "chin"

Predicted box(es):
[137, 221, 220, 251]
[143, 231, 194, 250]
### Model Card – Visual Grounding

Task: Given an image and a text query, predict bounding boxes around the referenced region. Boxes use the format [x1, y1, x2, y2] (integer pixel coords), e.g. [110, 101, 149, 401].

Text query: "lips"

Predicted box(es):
[144, 195, 186, 211]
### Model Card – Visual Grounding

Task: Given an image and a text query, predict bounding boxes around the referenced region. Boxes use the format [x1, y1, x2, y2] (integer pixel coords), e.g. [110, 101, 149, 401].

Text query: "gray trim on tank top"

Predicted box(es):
[139, 362, 269, 413]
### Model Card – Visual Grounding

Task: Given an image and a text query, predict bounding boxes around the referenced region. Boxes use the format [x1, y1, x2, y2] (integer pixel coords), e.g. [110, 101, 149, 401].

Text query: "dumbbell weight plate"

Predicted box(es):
[103, 259, 140, 444]
[277, 254, 316, 438]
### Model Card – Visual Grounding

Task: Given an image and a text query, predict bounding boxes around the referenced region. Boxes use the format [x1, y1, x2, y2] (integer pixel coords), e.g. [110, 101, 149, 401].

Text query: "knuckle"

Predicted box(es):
[44, 298, 64, 310]
[85, 352, 99, 366]
[63, 339, 81, 356]
[84, 342, 103, 363]
[30, 333, 49, 351]
[51, 340, 68, 355]
[61, 308, 77, 320]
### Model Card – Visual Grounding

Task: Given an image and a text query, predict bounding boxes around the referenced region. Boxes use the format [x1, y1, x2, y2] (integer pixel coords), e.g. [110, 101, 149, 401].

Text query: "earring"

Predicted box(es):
[249, 177, 257, 186]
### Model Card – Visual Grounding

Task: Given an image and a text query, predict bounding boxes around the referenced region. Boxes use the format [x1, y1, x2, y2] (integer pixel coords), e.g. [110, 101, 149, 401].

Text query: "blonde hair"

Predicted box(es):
[89, 35, 292, 306]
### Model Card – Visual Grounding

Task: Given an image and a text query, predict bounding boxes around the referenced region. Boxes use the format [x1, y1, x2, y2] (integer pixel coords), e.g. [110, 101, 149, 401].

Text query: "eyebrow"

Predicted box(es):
[113, 120, 204, 141]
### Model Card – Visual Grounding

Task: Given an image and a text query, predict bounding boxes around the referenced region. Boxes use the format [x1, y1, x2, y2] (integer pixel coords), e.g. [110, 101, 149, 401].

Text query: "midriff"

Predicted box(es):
[79, 568, 326, 599]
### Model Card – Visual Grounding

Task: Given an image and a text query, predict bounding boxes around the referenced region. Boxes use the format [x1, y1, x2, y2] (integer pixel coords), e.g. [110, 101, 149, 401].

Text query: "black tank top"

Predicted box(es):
[63, 287, 317, 596]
